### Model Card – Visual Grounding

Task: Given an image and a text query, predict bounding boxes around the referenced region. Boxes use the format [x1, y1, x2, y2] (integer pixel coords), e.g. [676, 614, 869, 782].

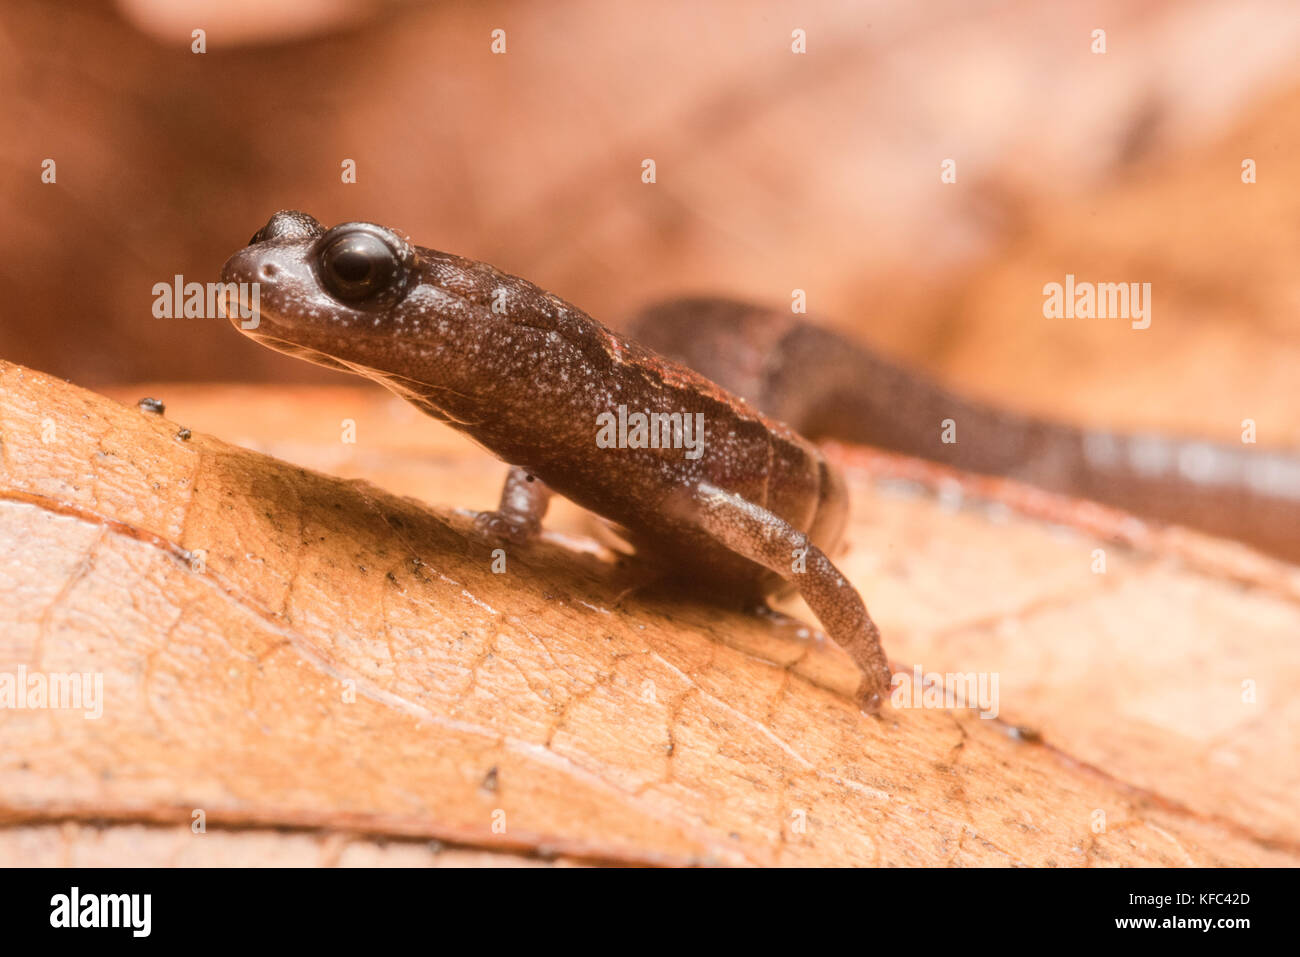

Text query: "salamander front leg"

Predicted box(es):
[474, 466, 553, 543]
[681, 482, 893, 712]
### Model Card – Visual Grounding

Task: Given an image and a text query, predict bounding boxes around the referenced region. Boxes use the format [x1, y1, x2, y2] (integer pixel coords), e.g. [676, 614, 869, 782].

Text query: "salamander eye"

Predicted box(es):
[319, 232, 405, 303]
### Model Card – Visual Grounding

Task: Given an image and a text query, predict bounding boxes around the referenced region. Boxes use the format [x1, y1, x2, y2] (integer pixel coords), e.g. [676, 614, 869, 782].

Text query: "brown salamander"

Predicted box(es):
[628, 300, 1300, 565]
[221, 210, 1300, 712]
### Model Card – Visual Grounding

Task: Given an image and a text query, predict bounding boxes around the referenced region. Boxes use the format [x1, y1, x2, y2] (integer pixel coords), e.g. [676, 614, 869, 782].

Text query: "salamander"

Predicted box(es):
[221, 210, 1300, 712]
[628, 300, 1300, 565]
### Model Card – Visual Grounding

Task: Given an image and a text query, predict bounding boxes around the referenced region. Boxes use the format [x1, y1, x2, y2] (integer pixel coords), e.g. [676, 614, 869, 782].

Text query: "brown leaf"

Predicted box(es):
[0, 361, 1294, 866]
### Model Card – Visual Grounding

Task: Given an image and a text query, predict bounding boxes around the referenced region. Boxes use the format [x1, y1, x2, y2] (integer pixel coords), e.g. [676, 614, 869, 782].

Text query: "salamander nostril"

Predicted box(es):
[259, 263, 278, 280]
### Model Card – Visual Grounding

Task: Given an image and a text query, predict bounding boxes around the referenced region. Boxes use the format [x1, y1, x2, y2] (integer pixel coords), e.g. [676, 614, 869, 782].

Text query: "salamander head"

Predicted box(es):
[222, 210, 578, 379]
[222, 210, 616, 433]
[221, 210, 425, 374]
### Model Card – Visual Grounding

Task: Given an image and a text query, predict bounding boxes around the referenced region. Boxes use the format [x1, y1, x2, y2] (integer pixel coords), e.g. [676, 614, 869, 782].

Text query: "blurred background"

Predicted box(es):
[2, 0, 1299, 442]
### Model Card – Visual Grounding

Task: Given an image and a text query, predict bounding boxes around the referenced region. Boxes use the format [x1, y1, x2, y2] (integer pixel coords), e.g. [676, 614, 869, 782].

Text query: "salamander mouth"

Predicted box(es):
[239, 332, 356, 374]
[238, 331, 486, 426]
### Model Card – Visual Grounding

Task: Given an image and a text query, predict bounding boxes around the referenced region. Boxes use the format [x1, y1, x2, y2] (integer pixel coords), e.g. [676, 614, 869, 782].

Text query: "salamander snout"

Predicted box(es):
[222, 210, 328, 313]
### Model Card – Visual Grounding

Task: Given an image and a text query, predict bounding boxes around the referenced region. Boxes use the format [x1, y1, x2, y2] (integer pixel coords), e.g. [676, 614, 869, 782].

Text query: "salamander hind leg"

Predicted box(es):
[474, 465, 553, 543]
[670, 481, 893, 713]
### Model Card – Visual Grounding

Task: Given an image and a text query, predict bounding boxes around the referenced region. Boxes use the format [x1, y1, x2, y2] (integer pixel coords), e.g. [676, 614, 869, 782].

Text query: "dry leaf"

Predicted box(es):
[0, 361, 1295, 866]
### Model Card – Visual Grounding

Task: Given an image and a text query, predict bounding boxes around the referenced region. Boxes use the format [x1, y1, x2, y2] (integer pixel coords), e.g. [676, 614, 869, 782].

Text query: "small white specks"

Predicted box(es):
[984, 502, 1011, 524]
[1127, 435, 1174, 478]
[1176, 442, 1223, 483]
[1082, 430, 1122, 469]
[936, 479, 964, 511]
[1245, 454, 1300, 499]
[460, 590, 498, 615]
